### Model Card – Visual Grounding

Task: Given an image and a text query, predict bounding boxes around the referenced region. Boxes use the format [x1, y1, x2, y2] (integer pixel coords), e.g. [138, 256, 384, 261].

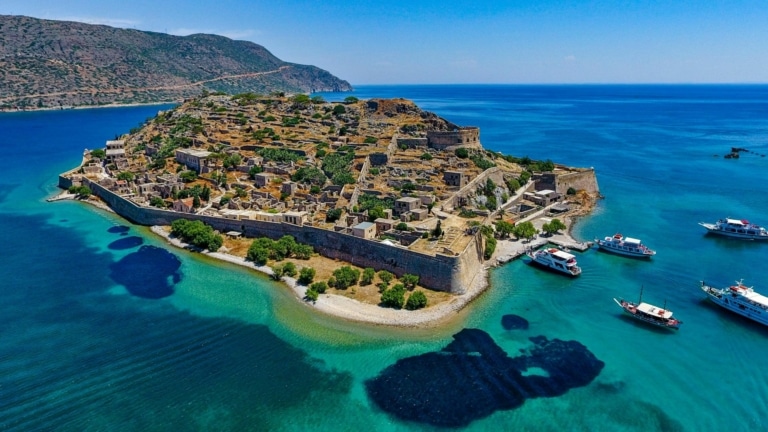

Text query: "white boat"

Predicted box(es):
[595, 233, 656, 258]
[701, 279, 768, 326]
[698, 218, 768, 240]
[526, 247, 581, 277]
[613, 298, 682, 330]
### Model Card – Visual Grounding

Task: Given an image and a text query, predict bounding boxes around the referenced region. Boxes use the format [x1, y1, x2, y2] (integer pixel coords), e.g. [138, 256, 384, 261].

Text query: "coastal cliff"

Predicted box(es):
[0, 15, 352, 110]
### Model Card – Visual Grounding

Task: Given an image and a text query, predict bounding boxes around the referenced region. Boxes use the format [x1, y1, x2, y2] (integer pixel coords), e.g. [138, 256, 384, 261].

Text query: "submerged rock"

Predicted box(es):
[365, 328, 604, 428]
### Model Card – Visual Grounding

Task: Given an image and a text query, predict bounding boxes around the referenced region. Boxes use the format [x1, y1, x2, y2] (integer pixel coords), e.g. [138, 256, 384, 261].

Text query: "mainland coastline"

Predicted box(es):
[55, 92, 600, 327]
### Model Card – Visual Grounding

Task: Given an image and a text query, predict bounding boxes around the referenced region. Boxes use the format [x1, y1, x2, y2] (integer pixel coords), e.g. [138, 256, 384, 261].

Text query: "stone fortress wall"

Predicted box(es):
[61, 175, 484, 294]
[535, 168, 600, 195]
[426, 127, 481, 151]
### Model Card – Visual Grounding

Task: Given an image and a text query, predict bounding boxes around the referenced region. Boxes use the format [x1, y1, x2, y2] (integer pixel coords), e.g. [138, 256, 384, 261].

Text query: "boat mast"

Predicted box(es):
[638, 285, 644, 304]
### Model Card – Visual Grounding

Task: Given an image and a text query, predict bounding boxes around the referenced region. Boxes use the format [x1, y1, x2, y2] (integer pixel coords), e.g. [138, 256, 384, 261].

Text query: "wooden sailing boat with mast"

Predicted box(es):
[614, 286, 682, 330]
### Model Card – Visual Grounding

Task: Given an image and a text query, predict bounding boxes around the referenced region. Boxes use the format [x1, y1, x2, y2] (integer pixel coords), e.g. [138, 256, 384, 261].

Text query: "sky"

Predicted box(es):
[1, 0, 767, 85]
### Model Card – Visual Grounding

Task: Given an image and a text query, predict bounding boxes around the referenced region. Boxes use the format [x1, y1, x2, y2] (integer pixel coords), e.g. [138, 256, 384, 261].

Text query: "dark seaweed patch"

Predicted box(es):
[109, 245, 181, 299]
[365, 328, 604, 428]
[107, 225, 130, 234]
[501, 314, 529, 330]
[107, 236, 144, 250]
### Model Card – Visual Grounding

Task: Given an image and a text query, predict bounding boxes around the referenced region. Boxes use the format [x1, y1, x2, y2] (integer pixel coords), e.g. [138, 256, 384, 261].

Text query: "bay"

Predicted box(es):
[2, 86, 768, 431]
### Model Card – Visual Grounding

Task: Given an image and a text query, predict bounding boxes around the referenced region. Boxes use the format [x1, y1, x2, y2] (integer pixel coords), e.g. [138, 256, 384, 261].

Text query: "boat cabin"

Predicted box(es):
[637, 302, 673, 319]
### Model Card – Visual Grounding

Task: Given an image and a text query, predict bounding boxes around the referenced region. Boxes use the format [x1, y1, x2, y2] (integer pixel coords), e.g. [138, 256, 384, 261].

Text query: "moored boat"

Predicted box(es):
[595, 233, 655, 258]
[613, 290, 681, 330]
[700, 279, 768, 326]
[526, 247, 581, 277]
[698, 218, 768, 240]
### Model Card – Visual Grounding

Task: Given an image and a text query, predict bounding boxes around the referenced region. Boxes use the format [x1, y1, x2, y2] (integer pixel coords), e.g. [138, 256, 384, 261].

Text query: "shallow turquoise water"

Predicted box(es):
[2, 87, 768, 430]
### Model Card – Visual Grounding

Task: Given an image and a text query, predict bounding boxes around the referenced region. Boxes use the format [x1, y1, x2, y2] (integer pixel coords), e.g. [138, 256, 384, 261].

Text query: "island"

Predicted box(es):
[56, 92, 600, 326]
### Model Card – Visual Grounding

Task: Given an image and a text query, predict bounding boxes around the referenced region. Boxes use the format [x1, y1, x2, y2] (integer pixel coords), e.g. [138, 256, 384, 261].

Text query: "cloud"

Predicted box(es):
[58, 16, 139, 28]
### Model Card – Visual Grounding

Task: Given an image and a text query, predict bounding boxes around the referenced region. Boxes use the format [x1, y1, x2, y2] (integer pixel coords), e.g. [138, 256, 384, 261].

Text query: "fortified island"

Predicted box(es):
[57, 92, 599, 325]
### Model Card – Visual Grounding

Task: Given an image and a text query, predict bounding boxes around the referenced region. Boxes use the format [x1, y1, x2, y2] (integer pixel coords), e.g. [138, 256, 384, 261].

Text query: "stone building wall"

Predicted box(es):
[427, 127, 481, 151]
[65, 176, 483, 294]
[538, 169, 599, 195]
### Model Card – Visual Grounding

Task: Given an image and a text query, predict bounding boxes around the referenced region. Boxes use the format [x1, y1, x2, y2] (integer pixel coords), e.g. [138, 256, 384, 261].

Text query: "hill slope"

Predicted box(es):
[0, 15, 352, 109]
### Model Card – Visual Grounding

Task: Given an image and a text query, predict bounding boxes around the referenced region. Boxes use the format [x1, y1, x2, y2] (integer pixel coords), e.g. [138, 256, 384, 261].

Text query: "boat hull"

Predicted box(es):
[701, 285, 768, 326]
[595, 243, 654, 258]
[699, 223, 768, 240]
[613, 298, 680, 330]
[526, 254, 581, 277]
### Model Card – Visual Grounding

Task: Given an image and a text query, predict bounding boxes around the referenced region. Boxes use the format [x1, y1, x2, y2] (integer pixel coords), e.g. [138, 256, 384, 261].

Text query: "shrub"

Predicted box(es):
[90, 148, 106, 159]
[405, 290, 428, 310]
[332, 266, 360, 289]
[378, 270, 394, 285]
[400, 274, 419, 290]
[298, 267, 316, 285]
[420, 152, 433, 161]
[326, 208, 343, 222]
[310, 281, 328, 294]
[305, 287, 319, 302]
[170, 219, 223, 251]
[344, 96, 359, 103]
[282, 262, 297, 277]
[455, 148, 469, 158]
[361, 268, 376, 285]
[270, 264, 284, 280]
[567, 187, 577, 195]
[381, 284, 406, 309]
[333, 104, 346, 115]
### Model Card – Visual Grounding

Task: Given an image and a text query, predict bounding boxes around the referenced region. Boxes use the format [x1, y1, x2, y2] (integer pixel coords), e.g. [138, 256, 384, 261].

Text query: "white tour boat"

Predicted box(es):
[526, 247, 581, 277]
[698, 218, 768, 240]
[701, 279, 768, 326]
[595, 233, 656, 258]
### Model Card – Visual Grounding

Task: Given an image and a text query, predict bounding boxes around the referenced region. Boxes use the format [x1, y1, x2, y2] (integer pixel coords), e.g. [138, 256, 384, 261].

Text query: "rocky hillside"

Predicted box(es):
[0, 15, 352, 109]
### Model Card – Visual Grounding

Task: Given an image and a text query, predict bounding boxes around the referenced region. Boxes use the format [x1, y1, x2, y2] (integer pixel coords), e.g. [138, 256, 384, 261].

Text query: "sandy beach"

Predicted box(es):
[150, 225, 491, 327]
[52, 191, 592, 327]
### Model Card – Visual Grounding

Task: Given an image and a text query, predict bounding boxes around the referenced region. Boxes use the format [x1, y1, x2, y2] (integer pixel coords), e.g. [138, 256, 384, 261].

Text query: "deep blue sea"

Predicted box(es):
[2, 86, 768, 431]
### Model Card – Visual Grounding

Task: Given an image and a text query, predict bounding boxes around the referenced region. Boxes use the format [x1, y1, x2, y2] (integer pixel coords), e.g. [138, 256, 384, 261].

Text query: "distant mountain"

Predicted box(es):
[0, 15, 352, 109]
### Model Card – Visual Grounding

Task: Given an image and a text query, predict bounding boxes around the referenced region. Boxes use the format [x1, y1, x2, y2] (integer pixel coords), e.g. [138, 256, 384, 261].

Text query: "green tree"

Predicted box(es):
[117, 171, 135, 181]
[513, 221, 539, 241]
[326, 208, 343, 222]
[378, 270, 394, 286]
[377, 282, 389, 293]
[298, 267, 316, 285]
[149, 196, 166, 208]
[455, 148, 469, 158]
[405, 290, 428, 310]
[248, 165, 263, 179]
[432, 220, 443, 238]
[282, 262, 297, 277]
[179, 170, 198, 183]
[542, 218, 567, 236]
[381, 284, 406, 309]
[310, 281, 328, 294]
[368, 205, 386, 222]
[400, 274, 420, 290]
[293, 244, 314, 260]
[333, 104, 346, 115]
[271, 264, 285, 280]
[332, 266, 360, 289]
[361, 268, 376, 285]
[90, 148, 106, 159]
[395, 222, 409, 231]
[305, 287, 319, 302]
[494, 220, 515, 238]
